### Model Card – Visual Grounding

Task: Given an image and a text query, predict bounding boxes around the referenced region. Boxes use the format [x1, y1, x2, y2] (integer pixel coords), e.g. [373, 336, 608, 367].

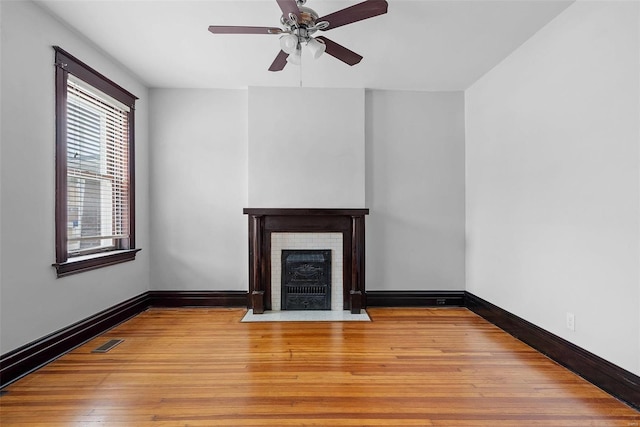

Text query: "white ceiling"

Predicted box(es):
[35, 0, 573, 90]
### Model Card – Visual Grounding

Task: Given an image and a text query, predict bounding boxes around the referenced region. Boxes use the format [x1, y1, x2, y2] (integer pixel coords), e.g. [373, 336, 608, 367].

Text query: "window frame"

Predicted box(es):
[53, 46, 140, 277]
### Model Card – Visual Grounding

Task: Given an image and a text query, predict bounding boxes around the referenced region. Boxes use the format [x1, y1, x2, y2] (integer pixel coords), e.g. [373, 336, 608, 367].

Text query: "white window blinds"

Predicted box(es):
[66, 76, 131, 255]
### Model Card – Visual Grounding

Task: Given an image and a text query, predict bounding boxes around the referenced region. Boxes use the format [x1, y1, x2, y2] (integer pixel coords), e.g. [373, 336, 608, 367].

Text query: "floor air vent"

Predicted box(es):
[92, 339, 123, 353]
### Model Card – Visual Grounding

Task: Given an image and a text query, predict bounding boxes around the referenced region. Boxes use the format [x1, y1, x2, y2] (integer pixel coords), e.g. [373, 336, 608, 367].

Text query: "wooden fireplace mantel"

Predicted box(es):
[243, 208, 369, 314]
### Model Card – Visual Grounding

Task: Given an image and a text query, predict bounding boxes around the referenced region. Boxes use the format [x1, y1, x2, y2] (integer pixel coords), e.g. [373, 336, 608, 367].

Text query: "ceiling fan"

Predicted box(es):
[208, 0, 389, 72]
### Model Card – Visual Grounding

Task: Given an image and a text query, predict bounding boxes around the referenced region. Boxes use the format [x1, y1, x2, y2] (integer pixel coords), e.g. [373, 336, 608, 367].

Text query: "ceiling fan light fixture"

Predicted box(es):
[286, 48, 302, 65]
[307, 37, 326, 59]
[279, 34, 299, 54]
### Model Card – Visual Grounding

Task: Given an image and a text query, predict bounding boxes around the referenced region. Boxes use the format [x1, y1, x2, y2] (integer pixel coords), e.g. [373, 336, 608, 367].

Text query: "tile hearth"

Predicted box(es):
[241, 309, 371, 322]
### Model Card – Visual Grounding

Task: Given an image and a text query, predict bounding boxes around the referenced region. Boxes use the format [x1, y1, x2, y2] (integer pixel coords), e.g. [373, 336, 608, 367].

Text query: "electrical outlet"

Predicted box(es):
[566, 312, 575, 331]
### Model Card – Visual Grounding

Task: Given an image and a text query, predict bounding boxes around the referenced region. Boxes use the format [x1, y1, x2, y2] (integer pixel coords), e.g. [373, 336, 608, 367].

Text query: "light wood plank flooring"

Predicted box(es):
[1, 308, 638, 426]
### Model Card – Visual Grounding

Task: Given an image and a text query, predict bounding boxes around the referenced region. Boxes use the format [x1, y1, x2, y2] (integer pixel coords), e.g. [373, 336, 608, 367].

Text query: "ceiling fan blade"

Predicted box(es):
[318, 0, 388, 31]
[269, 50, 289, 72]
[276, 0, 302, 22]
[316, 36, 362, 66]
[208, 26, 283, 35]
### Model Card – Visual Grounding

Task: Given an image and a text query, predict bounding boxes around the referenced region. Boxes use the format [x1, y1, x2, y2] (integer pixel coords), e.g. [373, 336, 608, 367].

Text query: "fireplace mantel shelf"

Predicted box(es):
[243, 208, 369, 315]
[243, 208, 369, 216]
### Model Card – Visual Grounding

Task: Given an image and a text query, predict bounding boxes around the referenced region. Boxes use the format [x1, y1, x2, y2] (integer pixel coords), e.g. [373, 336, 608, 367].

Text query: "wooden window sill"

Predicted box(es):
[53, 249, 141, 278]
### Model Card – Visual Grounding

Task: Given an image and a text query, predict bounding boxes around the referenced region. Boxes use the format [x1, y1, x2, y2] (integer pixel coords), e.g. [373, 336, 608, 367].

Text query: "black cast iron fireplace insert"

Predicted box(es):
[281, 250, 331, 310]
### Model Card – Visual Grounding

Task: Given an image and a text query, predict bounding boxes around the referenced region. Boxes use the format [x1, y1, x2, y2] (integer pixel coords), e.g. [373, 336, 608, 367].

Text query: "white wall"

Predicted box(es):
[248, 87, 365, 208]
[149, 87, 466, 293]
[366, 90, 466, 290]
[0, 2, 4, 346]
[0, 0, 150, 354]
[466, 1, 640, 374]
[149, 89, 248, 290]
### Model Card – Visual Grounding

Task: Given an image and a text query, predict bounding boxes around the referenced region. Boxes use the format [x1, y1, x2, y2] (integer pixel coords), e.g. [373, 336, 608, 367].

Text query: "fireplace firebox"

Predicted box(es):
[282, 250, 331, 310]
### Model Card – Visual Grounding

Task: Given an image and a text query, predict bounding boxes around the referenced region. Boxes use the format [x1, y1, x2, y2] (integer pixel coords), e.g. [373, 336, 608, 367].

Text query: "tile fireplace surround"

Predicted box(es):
[243, 208, 369, 314]
[272, 234, 342, 311]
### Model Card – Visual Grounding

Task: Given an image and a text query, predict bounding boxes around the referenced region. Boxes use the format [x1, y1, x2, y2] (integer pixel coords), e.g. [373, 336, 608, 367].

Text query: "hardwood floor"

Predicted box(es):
[1, 308, 638, 426]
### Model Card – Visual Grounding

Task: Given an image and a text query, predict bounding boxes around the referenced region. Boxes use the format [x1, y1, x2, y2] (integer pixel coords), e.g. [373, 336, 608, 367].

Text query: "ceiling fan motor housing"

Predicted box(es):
[281, 6, 319, 30]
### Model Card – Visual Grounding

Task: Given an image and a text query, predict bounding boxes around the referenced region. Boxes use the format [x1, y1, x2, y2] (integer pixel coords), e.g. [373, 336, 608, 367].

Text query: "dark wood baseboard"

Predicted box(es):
[148, 290, 248, 307]
[0, 290, 248, 389]
[3, 289, 638, 411]
[366, 290, 465, 307]
[0, 292, 149, 389]
[465, 292, 640, 411]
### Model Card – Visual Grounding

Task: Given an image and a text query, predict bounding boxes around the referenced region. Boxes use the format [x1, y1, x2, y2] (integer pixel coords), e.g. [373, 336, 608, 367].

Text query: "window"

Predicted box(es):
[53, 46, 140, 277]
